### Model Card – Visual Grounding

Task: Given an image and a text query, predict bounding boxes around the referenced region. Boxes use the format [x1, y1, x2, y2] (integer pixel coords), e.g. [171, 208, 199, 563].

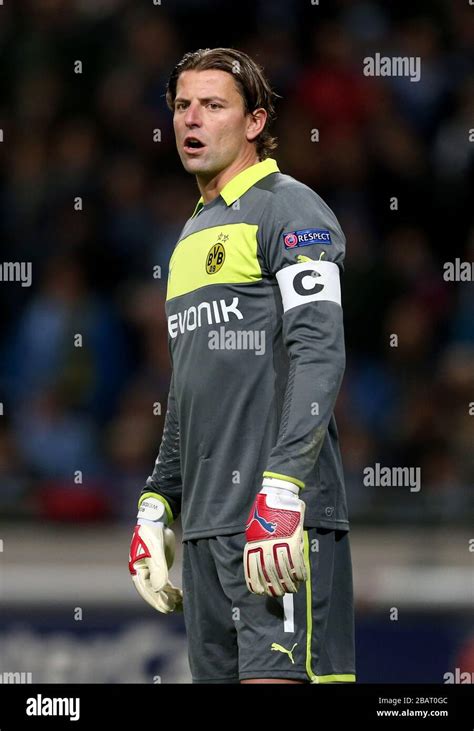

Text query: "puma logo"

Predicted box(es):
[270, 642, 298, 664]
[296, 251, 326, 263]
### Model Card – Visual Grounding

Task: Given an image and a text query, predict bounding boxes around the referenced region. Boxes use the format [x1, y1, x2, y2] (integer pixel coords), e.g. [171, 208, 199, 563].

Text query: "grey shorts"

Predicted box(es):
[181, 527, 356, 683]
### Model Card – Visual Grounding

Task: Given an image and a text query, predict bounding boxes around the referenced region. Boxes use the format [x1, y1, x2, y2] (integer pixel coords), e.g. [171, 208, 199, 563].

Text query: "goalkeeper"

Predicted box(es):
[129, 47, 356, 684]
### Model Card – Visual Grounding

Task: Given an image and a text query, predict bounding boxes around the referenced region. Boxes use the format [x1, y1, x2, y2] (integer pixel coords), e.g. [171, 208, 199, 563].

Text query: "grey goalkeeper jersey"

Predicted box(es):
[139, 158, 349, 540]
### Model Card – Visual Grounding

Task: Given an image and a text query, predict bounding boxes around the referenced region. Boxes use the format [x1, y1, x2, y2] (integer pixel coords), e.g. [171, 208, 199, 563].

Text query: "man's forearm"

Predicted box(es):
[137, 373, 182, 522]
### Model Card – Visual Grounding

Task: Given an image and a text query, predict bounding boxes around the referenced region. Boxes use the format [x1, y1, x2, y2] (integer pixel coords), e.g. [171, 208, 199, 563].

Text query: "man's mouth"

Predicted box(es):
[184, 137, 206, 153]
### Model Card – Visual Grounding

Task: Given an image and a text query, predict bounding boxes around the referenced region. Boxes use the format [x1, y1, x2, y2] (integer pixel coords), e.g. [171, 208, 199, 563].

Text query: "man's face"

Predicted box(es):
[173, 69, 255, 178]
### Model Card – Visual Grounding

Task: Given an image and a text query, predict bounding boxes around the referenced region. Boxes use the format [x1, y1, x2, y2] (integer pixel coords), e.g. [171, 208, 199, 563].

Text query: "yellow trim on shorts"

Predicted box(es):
[303, 530, 356, 684]
[311, 674, 356, 683]
[303, 531, 315, 681]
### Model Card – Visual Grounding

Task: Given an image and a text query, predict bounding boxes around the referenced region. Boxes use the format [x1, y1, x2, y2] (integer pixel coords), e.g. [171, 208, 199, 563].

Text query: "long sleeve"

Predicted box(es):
[258, 183, 346, 489]
[138, 371, 182, 522]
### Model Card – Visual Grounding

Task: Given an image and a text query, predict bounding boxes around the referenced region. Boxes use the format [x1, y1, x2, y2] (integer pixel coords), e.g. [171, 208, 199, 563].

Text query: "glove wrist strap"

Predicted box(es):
[137, 496, 169, 526]
[261, 476, 300, 495]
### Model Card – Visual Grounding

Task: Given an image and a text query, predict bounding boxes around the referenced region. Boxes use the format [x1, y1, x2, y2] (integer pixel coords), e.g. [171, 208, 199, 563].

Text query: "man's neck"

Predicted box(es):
[197, 154, 260, 204]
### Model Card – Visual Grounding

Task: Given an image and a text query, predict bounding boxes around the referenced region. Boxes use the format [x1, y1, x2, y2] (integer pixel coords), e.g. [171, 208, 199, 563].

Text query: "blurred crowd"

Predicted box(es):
[0, 0, 472, 525]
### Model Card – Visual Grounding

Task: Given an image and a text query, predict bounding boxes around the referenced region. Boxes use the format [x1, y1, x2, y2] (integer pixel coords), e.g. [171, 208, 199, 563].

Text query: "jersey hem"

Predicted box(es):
[182, 518, 349, 541]
[182, 523, 247, 541]
[305, 518, 350, 531]
[191, 677, 240, 684]
[238, 670, 310, 681]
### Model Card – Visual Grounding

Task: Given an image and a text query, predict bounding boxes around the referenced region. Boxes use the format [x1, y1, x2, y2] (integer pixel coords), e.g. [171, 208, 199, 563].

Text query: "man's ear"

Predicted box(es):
[247, 107, 267, 143]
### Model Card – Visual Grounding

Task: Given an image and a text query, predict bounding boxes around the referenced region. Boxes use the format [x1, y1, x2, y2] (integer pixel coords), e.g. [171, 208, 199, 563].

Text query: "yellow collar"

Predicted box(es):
[191, 158, 280, 218]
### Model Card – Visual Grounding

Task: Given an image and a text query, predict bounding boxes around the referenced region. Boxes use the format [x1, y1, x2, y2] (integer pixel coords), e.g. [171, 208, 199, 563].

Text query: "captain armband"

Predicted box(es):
[275, 260, 341, 313]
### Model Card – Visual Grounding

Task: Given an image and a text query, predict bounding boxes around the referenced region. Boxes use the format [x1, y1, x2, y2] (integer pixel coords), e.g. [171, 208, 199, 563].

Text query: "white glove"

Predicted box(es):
[128, 496, 183, 613]
[244, 477, 307, 597]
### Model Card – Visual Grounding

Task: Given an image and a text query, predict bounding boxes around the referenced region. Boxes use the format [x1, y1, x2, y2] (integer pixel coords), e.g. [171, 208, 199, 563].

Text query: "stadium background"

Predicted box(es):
[0, 0, 473, 683]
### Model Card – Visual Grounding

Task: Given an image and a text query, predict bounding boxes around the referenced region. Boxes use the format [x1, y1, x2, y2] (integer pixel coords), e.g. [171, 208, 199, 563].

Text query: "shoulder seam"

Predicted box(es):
[255, 175, 314, 265]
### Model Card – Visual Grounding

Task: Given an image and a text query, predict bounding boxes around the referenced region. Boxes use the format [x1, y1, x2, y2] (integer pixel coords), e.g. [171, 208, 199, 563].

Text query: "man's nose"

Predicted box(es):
[184, 102, 202, 126]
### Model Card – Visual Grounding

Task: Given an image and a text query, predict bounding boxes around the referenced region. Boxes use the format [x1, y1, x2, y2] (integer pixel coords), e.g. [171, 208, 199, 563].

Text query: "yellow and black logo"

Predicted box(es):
[206, 242, 225, 274]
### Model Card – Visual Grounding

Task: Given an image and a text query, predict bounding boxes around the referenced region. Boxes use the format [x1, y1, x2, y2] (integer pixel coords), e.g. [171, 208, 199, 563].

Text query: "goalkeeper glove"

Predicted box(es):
[244, 477, 306, 597]
[128, 496, 183, 613]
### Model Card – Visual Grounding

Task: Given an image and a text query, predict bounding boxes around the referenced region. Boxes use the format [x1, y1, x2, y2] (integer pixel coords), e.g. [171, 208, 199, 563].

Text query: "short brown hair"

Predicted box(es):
[166, 47, 280, 160]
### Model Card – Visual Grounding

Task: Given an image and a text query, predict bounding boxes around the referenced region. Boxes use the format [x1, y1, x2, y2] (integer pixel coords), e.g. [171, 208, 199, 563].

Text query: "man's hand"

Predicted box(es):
[244, 478, 306, 597]
[128, 496, 183, 613]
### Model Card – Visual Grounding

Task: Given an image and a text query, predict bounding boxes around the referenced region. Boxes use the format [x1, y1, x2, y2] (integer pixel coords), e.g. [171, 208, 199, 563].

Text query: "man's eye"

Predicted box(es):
[208, 103, 221, 109]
